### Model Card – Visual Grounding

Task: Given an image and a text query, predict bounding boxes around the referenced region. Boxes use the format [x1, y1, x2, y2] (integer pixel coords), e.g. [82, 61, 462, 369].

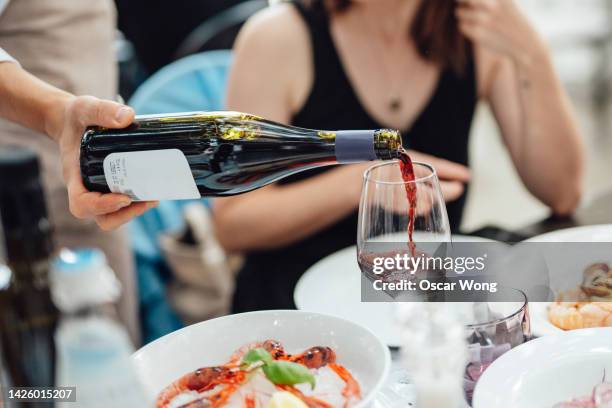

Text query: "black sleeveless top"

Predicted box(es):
[231, 1, 477, 312]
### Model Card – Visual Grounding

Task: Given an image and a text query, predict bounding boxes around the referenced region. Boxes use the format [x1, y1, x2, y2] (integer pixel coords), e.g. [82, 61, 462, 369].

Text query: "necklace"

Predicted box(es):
[359, 7, 405, 113]
[389, 98, 402, 112]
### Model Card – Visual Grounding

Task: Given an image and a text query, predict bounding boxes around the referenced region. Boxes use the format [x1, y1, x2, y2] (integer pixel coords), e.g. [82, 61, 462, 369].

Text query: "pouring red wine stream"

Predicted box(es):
[398, 148, 417, 256]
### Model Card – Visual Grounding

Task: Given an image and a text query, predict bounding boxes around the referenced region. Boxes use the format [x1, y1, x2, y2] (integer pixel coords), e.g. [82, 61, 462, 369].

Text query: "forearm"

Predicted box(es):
[511, 45, 584, 214]
[0, 62, 73, 141]
[214, 167, 360, 251]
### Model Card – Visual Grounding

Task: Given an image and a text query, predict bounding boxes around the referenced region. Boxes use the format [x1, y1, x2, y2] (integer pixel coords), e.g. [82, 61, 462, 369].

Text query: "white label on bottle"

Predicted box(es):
[103, 149, 199, 201]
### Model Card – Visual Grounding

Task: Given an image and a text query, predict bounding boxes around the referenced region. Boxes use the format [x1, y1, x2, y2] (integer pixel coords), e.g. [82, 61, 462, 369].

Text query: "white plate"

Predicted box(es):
[529, 301, 564, 337]
[294, 235, 502, 348]
[473, 328, 612, 408]
[523, 225, 612, 337]
[132, 310, 390, 408]
[523, 224, 612, 242]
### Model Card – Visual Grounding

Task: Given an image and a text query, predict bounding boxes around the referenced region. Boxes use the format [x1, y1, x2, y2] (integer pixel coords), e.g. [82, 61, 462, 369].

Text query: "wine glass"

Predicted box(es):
[356, 160, 454, 405]
[357, 160, 451, 300]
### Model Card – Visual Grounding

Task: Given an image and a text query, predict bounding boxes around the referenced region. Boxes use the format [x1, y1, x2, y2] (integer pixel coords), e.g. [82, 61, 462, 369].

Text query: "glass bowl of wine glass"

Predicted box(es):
[357, 160, 451, 301]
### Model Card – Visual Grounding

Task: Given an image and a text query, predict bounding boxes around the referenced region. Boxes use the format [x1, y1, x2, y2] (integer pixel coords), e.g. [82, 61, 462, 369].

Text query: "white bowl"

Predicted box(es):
[132, 310, 391, 407]
[473, 328, 612, 408]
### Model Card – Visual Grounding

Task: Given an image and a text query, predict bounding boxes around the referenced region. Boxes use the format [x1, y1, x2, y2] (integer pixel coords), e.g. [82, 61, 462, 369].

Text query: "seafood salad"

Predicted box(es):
[156, 340, 361, 408]
[548, 263, 612, 331]
[553, 380, 612, 407]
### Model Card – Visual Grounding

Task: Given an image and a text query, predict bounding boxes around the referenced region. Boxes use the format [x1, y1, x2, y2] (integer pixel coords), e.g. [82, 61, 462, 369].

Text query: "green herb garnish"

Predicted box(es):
[243, 348, 274, 367]
[263, 361, 316, 389]
[241, 348, 316, 389]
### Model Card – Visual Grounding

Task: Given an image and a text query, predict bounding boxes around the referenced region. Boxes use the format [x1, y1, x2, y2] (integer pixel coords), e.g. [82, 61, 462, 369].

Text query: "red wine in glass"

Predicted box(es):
[398, 148, 417, 256]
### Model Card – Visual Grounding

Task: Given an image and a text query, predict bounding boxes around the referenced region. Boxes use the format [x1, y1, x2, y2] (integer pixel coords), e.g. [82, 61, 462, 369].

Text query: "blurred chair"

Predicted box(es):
[128, 50, 233, 343]
[174, 0, 267, 60]
[130, 50, 232, 114]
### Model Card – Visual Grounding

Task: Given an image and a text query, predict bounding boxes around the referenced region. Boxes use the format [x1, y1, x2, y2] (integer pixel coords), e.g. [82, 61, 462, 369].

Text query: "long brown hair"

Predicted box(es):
[316, 0, 471, 76]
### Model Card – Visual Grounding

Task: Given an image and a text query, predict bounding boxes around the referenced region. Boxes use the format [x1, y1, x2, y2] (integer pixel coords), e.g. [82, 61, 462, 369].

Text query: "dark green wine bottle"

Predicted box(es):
[0, 146, 58, 396]
[80, 111, 402, 201]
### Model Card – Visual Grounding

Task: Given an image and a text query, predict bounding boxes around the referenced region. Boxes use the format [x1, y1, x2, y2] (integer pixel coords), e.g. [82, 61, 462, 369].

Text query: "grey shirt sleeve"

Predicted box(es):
[0, 1, 15, 63]
[0, 47, 17, 64]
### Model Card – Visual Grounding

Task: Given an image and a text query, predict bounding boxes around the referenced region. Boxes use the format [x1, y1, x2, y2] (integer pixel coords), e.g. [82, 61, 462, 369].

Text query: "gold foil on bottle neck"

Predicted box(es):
[374, 129, 402, 159]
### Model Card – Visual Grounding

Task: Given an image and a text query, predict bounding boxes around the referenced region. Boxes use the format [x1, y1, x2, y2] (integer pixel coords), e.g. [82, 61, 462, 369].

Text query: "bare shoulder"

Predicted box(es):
[232, 3, 312, 113]
[237, 3, 308, 49]
[473, 44, 513, 99]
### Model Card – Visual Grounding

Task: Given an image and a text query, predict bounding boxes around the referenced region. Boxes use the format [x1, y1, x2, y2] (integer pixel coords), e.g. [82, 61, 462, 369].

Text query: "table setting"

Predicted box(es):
[1, 0, 612, 405]
[128, 157, 612, 407]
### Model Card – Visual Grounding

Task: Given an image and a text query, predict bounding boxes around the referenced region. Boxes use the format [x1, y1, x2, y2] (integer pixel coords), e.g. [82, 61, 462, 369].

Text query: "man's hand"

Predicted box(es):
[50, 96, 158, 231]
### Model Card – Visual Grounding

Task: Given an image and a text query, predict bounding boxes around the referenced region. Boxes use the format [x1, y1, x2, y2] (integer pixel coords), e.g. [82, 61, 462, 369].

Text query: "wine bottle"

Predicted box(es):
[80, 111, 403, 201]
[0, 146, 58, 392]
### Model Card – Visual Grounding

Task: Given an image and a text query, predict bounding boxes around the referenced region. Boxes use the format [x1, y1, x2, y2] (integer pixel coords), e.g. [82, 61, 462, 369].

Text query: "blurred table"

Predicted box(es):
[516, 189, 612, 238]
[468, 189, 612, 242]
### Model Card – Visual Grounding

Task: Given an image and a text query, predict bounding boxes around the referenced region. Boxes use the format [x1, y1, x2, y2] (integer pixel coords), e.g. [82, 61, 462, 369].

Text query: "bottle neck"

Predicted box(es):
[373, 129, 403, 160]
[333, 129, 402, 163]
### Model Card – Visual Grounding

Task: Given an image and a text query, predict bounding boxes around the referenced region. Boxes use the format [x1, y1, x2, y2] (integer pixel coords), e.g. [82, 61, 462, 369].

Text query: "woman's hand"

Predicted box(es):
[48, 96, 158, 231]
[341, 151, 470, 205]
[408, 150, 471, 202]
[455, 0, 546, 67]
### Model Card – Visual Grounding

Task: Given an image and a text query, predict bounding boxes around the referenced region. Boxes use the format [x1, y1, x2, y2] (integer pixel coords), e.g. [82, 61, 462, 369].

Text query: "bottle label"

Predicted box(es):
[103, 149, 199, 201]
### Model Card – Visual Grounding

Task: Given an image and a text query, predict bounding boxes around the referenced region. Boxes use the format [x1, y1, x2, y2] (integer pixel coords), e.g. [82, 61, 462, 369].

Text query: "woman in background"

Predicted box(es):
[214, 0, 584, 311]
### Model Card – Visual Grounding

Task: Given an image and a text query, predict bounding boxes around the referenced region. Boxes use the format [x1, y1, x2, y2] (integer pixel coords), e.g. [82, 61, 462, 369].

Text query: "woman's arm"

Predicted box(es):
[487, 51, 583, 215]
[0, 62, 156, 230]
[457, 0, 584, 215]
[214, 165, 369, 251]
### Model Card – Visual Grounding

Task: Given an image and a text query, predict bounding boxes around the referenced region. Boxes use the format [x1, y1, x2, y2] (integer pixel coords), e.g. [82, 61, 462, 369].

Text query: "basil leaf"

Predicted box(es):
[262, 361, 316, 390]
[242, 348, 273, 367]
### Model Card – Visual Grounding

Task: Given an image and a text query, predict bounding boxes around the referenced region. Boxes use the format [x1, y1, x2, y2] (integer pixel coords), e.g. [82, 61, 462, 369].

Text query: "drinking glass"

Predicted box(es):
[357, 161, 451, 299]
[464, 288, 530, 403]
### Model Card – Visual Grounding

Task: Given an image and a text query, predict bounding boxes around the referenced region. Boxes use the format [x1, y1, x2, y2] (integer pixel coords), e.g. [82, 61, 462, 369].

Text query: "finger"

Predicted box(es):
[422, 156, 471, 182]
[456, 0, 494, 11]
[440, 181, 465, 202]
[95, 201, 157, 231]
[455, 6, 489, 26]
[67, 178, 131, 218]
[146, 201, 160, 209]
[458, 21, 484, 43]
[72, 96, 135, 129]
[73, 191, 132, 218]
[408, 151, 471, 182]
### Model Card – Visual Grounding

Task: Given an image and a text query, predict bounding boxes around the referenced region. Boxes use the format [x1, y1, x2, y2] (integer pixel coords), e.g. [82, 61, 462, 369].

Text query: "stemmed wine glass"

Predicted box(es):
[357, 160, 451, 300]
[356, 160, 454, 404]
[358, 160, 451, 244]
[357, 160, 530, 406]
